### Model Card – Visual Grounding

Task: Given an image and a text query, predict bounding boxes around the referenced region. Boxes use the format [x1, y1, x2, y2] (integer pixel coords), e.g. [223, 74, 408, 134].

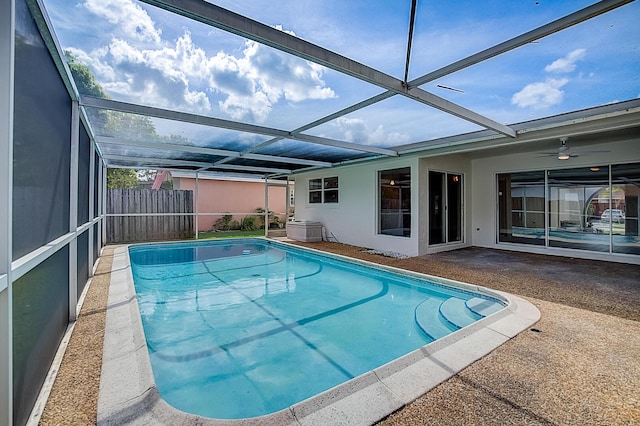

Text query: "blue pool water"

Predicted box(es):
[129, 239, 505, 419]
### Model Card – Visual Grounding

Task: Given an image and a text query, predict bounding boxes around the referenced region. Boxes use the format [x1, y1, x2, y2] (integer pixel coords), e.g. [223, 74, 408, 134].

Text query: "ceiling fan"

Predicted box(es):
[540, 137, 609, 160]
[557, 137, 575, 160]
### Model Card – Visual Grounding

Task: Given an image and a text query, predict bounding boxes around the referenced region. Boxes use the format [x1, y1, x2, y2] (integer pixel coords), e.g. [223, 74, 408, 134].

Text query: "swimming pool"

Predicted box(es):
[98, 240, 540, 425]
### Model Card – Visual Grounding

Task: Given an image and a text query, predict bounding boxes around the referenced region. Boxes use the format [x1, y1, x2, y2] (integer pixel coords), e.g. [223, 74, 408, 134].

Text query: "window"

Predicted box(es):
[309, 177, 338, 204]
[379, 168, 411, 237]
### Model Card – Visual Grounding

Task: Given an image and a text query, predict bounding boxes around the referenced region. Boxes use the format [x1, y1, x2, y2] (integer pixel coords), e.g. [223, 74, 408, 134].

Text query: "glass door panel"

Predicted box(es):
[429, 171, 463, 245]
[548, 167, 609, 252]
[498, 171, 546, 245]
[429, 171, 445, 244]
[447, 174, 462, 243]
[612, 163, 640, 255]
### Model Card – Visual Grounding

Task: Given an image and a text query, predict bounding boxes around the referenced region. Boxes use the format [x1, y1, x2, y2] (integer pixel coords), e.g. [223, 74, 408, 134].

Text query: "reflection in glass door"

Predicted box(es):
[548, 167, 610, 252]
[429, 171, 462, 245]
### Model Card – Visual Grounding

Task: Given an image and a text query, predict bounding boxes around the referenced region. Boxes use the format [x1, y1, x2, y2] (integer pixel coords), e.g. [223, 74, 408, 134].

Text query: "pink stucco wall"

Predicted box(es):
[175, 178, 289, 231]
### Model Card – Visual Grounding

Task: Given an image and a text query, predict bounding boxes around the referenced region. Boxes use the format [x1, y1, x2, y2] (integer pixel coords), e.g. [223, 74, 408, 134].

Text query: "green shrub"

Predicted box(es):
[240, 216, 258, 231]
[214, 214, 234, 231]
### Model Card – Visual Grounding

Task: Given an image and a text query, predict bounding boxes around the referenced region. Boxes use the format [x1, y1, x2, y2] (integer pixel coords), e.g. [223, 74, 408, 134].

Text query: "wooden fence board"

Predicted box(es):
[106, 189, 194, 243]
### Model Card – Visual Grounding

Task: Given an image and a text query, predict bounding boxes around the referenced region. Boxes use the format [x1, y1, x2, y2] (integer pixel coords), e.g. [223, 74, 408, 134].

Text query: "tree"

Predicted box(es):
[65, 50, 158, 140]
[66, 52, 108, 98]
[107, 168, 139, 189]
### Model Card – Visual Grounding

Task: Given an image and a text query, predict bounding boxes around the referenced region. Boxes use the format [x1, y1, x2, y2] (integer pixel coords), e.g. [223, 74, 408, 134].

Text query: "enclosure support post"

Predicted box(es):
[195, 171, 199, 239]
[69, 100, 79, 321]
[264, 176, 269, 237]
[286, 176, 291, 221]
[102, 163, 107, 244]
[97, 160, 103, 250]
[0, 1, 15, 424]
[88, 138, 95, 275]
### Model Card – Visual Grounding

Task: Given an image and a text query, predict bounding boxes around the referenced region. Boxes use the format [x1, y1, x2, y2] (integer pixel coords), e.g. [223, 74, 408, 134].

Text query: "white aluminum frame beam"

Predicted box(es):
[102, 155, 293, 175]
[69, 101, 79, 322]
[234, 0, 633, 154]
[0, 1, 14, 424]
[138, 0, 516, 138]
[94, 136, 332, 168]
[409, 0, 634, 88]
[88, 138, 95, 276]
[81, 96, 398, 157]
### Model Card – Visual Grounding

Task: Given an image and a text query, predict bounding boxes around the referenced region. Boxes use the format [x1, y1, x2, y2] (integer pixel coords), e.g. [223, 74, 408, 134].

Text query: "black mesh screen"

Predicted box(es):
[78, 124, 90, 225]
[94, 152, 100, 218]
[93, 224, 100, 264]
[13, 0, 71, 260]
[77, 230, 89, 297]
[12, 247, 69, 426]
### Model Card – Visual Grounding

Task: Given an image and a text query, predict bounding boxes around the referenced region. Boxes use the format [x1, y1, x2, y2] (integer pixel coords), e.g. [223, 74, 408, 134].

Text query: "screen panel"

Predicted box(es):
[77, 230, 89, 297]
[78, 123, 90, 225]
[13, 0, 71, 259]
[12, 246, 70, 426]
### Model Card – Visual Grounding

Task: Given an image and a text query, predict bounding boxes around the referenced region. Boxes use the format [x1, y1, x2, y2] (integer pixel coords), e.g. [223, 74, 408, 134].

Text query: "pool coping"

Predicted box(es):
[97, 240, 540, 425]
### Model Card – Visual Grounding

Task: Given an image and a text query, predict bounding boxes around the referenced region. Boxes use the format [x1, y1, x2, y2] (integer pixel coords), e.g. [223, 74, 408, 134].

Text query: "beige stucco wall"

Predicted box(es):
[175, 178, 289, 231]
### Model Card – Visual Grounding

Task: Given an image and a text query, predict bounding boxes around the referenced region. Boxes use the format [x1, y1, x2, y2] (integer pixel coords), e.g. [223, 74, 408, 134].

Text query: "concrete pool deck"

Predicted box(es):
[97, 243, 539, 425]
[38, 242, 640, 425]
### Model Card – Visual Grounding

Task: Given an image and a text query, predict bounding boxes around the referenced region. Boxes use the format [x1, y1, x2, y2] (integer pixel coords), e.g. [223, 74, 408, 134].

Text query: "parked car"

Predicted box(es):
[600, 209, 625, 223]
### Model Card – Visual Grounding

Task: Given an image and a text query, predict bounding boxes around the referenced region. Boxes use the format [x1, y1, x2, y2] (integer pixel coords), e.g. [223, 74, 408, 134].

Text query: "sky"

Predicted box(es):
[42, 0, 640, 148]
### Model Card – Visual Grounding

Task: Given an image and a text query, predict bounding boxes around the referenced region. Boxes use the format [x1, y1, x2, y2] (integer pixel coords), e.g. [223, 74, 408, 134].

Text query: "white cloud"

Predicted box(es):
[544, 48, 586, 73]
[83, 0, 162, 45]
[511, 78, 569, 109]
[511, 48, 587, 110]
[331, 117, 410, 146]
[71, 2, 336, 123]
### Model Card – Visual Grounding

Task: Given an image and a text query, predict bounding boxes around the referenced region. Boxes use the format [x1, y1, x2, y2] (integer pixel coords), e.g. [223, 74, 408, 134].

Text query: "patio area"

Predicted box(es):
[38, 242, 640, 425]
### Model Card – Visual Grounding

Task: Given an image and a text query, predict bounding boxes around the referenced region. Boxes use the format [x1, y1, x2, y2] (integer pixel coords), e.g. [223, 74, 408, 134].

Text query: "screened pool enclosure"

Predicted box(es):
[2, 0, 640, 424]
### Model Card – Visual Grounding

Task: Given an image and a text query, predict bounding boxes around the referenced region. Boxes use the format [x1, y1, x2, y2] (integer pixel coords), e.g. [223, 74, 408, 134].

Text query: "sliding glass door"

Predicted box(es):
[497, 162, 640, 255]
[429, 171, 462, 245]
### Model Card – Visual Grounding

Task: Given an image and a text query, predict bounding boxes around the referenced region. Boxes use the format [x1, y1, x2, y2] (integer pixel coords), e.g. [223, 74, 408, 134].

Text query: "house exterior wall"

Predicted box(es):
[293, 157, 421, 256]
[174, 177, 289, 231]
[293, 138, 640, 263]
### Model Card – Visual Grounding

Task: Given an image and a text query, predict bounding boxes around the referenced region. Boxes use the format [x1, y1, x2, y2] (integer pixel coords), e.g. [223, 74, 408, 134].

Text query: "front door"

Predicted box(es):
[429, 171, 463, 245]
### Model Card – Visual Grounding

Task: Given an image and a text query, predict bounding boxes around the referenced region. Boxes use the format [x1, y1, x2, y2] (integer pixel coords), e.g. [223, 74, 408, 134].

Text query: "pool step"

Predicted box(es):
[465, 297, 504, 317]
[414, 298, 457, 341]
[438, 297, 480, 329]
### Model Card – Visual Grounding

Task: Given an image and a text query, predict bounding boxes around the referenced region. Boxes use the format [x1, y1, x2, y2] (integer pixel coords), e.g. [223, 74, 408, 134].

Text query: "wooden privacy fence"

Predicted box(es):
[107, 189, 194, 243]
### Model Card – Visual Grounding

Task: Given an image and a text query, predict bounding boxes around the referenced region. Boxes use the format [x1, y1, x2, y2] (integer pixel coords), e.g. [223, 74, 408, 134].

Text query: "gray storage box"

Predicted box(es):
[286, 221, 323, 242]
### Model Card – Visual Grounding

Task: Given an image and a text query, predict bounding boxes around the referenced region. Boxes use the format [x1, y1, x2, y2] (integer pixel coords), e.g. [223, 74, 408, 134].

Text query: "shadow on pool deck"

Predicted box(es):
[39, 242, 640, 425]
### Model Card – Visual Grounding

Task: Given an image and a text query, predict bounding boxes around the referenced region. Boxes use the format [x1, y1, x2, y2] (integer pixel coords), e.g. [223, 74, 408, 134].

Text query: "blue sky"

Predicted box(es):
[42, 0, 640, 146]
